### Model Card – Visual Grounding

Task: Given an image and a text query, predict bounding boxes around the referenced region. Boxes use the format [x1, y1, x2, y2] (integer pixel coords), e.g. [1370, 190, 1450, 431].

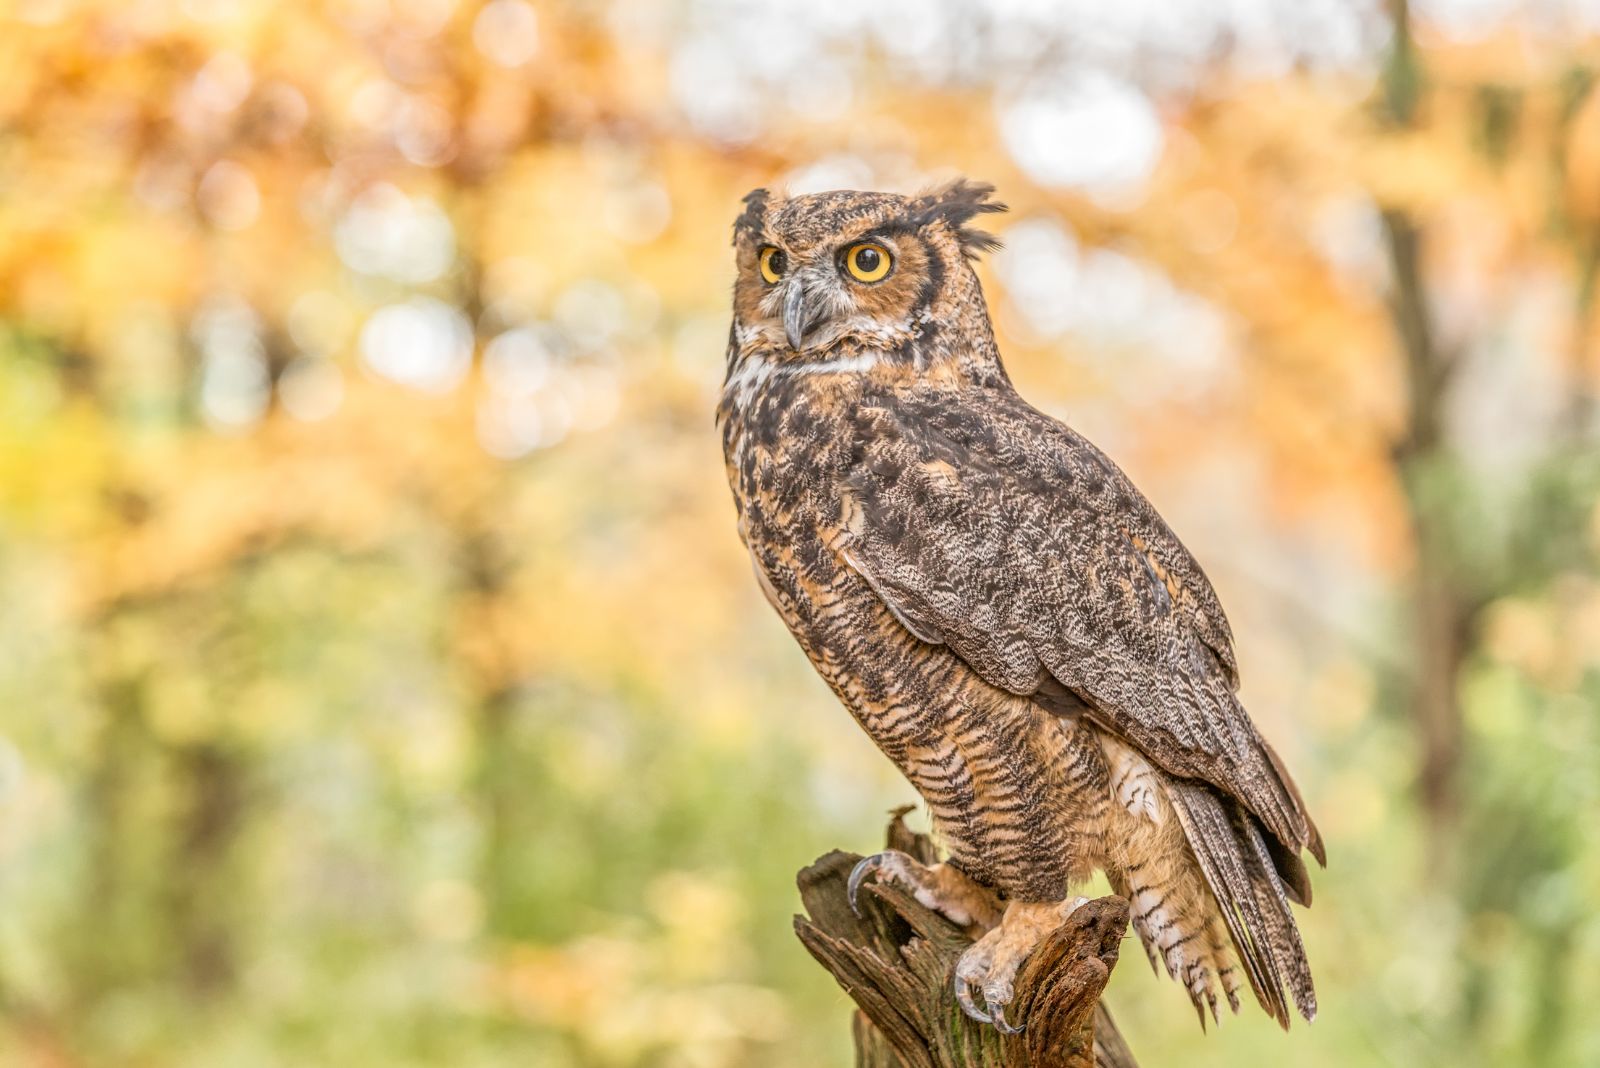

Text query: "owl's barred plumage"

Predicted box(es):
[718, 180, 1323, 1031]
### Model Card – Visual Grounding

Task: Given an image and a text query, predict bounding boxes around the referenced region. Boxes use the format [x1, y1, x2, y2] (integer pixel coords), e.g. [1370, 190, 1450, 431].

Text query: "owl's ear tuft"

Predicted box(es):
[733, 188, 770, 245]
[913, 178, 1007, 260]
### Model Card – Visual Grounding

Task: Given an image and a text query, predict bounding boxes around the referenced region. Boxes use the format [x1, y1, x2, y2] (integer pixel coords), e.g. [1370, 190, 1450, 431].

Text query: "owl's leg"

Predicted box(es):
[847, 850, 1004, 929]
[954, 895, 1091, 1034]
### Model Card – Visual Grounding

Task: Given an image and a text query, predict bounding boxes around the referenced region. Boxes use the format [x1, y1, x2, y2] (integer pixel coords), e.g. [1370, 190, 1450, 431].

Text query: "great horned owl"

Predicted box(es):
[717, 181, 1322, 1034]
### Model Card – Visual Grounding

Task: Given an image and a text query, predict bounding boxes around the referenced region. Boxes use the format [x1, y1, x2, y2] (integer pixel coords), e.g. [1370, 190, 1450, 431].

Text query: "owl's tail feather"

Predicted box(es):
[1168, 780, 1317, 1029]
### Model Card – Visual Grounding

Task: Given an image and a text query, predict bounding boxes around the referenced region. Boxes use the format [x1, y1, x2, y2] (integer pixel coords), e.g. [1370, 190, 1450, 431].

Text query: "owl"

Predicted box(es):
[716, 181, 1323, 1035]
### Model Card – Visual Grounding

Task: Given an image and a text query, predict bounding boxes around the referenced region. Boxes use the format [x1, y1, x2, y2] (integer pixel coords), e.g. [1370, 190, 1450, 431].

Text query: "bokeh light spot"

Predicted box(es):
[360, 298, 473, 394]
[999, 70, 1164, 200]
[335, 184, 457, 283]
[474, 0, 541, 67]
[197, 161, 262, 230]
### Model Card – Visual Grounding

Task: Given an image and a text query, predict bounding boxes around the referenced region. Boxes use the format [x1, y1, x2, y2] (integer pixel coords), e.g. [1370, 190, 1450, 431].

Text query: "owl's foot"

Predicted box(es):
[954, 896, 1090, 1034]
[847, 850, 1004, 929]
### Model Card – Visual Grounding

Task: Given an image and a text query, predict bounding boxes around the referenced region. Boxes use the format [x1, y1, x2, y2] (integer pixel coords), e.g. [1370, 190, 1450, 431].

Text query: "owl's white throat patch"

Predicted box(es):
[723, 348, 883, 408]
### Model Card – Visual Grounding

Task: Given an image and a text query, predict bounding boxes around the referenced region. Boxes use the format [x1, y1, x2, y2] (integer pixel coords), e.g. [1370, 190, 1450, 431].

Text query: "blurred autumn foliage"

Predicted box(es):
[2, 1, 1600, 1066]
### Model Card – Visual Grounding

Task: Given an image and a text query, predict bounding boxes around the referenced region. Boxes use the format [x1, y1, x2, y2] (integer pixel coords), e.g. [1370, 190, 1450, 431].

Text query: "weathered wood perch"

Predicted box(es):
[795, 814, 1139, 1068]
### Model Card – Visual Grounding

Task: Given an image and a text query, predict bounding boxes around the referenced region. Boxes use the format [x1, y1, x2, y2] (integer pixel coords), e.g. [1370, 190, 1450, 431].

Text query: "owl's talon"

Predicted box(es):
[846, 853, 887, 916]
[846, 849, 1003, 928]
[954, 972, 991, 1025]
[950, 899, 1065, 1035]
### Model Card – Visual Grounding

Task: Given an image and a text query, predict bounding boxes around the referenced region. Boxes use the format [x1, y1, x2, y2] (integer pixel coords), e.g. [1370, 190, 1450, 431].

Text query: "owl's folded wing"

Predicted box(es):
[836, 391, 1323, 868]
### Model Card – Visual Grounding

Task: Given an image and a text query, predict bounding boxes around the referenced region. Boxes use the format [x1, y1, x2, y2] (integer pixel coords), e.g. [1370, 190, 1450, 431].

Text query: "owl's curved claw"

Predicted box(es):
[954, 972, 991, 1025]
[991, 1002, 1024, 1034]
[956, 967, 1026, 1032]
[847, 854, 885, 917]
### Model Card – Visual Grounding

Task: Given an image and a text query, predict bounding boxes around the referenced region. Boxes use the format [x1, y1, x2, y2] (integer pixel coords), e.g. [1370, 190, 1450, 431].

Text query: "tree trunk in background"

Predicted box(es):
[1565, 237, 1600, 440]
[456, 522, 521, 934]
[1380, 4, 1474, 852]
[70, 671, 146, 1012]
[170, 742, 246, 999]
[475, 680, 519, 933]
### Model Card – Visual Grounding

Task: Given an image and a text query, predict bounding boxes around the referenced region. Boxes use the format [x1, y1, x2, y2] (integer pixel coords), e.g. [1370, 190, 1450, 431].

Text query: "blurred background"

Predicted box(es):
[3, 0, 1600, 1065]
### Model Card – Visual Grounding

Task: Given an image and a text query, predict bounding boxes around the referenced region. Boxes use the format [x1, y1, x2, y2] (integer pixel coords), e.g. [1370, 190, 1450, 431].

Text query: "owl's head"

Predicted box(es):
[728, 180, 1006, 367]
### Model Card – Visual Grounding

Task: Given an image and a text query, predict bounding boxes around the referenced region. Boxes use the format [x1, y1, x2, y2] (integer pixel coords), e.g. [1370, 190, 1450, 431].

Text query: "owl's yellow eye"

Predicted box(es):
[844, 242, 892, 283]
[759, 246, 786, 285]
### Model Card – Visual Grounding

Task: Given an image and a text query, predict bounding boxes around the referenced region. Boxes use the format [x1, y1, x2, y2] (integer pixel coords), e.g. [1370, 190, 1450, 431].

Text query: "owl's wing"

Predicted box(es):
[837, 388, 1323, 866]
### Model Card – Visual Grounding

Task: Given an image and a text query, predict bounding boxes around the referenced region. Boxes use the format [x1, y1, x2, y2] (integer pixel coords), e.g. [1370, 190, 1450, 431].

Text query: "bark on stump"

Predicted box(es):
[795, 815, 1139, 1068]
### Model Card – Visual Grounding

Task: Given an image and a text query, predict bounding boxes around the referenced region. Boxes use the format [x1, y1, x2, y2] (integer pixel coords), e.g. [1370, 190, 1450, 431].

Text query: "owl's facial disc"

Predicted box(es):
[732, 183, 1004, 360]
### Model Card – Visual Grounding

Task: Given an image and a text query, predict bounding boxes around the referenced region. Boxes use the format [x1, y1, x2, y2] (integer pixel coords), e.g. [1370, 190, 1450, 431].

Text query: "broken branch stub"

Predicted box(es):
[794, 816, 1138, 1068]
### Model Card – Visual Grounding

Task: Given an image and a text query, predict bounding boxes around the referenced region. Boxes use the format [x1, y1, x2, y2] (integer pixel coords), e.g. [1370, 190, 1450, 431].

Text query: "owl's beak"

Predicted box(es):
[783, 280, 826, 351]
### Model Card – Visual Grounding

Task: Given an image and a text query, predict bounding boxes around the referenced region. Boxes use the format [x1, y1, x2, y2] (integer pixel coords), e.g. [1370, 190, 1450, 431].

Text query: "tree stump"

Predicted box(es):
[794, 814, 1138, 1068]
